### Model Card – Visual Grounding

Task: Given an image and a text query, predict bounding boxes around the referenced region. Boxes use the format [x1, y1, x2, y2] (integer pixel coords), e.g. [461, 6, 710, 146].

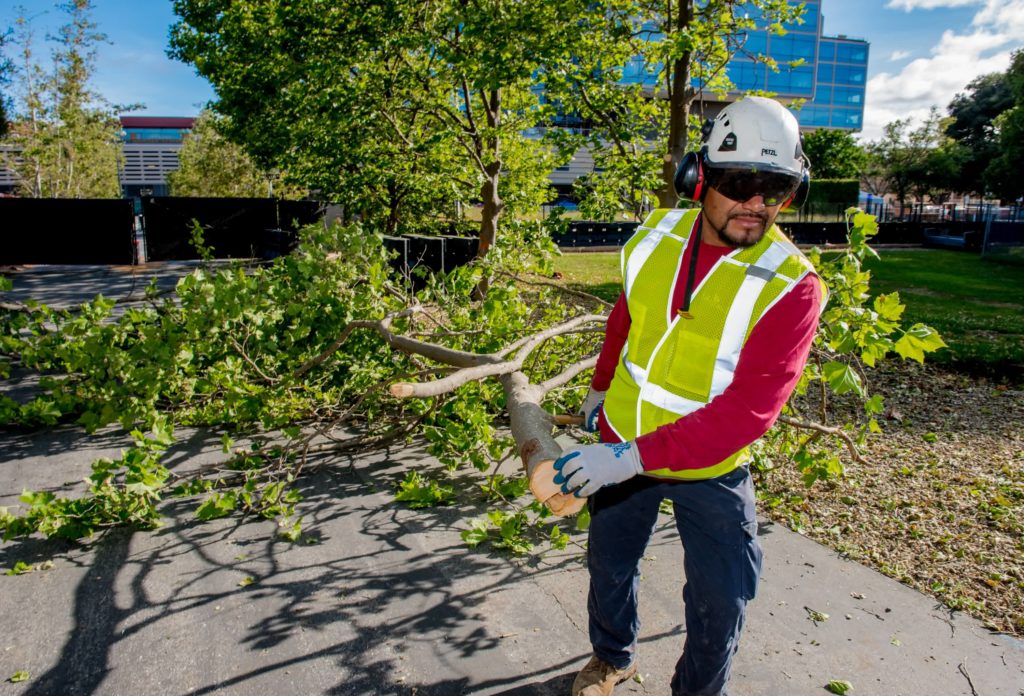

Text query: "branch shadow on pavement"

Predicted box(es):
[3, 441, 590, 695]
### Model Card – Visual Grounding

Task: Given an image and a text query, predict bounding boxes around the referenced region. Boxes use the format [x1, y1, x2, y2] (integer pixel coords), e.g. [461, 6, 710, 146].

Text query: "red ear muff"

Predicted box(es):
[781, 171, 810, 211]
[674, 150, 707, 201]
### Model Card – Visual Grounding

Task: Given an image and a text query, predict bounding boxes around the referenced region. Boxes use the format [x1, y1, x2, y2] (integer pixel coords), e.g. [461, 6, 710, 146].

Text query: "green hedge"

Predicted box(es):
[806, 178, 859, 214]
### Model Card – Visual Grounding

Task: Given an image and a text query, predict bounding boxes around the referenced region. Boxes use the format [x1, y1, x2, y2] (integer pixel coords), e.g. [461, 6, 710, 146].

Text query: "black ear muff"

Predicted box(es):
[781, 170, 810, 211]
[674, 150, 706, 201]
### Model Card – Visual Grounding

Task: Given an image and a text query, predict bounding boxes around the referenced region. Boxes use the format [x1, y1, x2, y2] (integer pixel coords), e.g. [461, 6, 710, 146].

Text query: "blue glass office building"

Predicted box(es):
[618, 1, 869, 131]
[727, 1, 868, 130]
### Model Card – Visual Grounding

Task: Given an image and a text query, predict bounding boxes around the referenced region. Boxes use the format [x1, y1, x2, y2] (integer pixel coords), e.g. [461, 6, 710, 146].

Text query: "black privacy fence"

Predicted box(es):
[141, 197, 323, 261]
[0, 198, 136, 265]
[3, 197, 1017, 267]
[0, 197, 323, 265]
[382, 234, 479, 289]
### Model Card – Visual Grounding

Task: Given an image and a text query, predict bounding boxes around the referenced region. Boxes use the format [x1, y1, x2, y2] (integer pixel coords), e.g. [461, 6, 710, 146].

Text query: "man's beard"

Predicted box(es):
[710, 211, 770, 248]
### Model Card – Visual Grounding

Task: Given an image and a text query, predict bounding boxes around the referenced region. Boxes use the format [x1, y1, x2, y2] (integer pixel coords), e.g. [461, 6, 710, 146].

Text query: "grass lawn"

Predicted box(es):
[554, 247, 1024, 379]
[863, 249, 1024, 377]
[553, 251, 620, 304]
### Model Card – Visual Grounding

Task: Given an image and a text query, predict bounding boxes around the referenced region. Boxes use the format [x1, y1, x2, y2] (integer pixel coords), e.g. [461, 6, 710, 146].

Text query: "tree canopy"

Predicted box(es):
[985, 49, 1024, 202]
[169, 0, 809, 234]
[170, 0, 583, 249]
[167, 110, 305, 199]
[541, 0, 804, 219]
[801, 129, 866, 180]
[0, 1, 123, 198]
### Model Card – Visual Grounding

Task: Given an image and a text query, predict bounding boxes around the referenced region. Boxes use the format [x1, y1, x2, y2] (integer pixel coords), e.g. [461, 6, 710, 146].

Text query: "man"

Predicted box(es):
[553, 96, 827, 696]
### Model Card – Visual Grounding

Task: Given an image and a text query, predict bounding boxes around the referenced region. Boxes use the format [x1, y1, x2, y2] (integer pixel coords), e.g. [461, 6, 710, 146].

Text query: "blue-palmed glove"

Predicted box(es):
[577, 388, 606, 433]
[552, 441, 644, 498]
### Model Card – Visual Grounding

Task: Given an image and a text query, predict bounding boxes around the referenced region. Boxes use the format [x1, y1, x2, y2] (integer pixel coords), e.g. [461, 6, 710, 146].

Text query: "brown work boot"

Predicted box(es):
[571, 655, 638, 696]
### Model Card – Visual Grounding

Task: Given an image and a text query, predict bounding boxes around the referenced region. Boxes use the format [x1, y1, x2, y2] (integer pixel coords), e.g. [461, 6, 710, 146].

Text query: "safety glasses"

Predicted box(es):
[704, 167, 800, 206]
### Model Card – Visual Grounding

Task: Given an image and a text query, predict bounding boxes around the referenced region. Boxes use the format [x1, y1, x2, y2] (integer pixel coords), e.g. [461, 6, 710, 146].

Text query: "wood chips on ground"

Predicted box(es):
[760, 363, 1024, 637]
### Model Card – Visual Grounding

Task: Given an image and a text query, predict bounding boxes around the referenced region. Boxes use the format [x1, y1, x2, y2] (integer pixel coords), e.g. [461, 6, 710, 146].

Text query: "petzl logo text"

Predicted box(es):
[761, 148, 777, 157]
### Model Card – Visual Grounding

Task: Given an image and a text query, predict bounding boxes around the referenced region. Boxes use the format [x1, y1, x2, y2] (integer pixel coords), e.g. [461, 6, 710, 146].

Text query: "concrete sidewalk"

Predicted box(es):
[2, 264, 1022, 695]
[0, 425, 1021, 696]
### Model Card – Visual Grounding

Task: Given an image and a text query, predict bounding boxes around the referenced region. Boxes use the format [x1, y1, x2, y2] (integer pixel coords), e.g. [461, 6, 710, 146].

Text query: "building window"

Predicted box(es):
[834, 64, 866, 84]
[811, 84, 833, 105]
[818, 40, 835, 62]
[816, 61, 833, 84]
[742, 30, 768, 55]
[833, 86, 864, 105]
[797, 105, 831, 129]
[767, 65, 814, 95]
[832, 108, 862, 128]
[836, 43, 868, 63]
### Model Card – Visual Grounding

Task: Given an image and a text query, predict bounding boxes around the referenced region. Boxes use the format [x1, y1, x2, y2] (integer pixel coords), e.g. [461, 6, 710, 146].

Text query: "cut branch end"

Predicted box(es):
[390, 383, 416, 398]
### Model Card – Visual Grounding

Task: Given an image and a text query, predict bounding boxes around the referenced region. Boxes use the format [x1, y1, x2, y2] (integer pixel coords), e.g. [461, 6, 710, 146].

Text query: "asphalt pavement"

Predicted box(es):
[1, 264, 1022, 696]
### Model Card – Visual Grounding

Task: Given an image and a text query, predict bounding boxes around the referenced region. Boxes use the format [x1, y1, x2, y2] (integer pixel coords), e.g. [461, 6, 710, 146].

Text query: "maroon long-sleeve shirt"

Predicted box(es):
[593, 235, 822, 472]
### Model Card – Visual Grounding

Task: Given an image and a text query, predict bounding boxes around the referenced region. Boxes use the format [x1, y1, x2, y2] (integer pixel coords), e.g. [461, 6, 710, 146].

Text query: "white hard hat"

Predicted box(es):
[703, 96, 806, 177]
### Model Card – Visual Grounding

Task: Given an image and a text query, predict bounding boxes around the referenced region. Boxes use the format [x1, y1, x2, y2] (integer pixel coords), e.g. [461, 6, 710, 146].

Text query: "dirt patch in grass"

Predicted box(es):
[761, 362, 1024, 636]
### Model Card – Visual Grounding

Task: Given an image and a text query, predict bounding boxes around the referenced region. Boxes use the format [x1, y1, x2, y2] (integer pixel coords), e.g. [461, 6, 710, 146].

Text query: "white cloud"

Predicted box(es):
[886, 0, 981, 9]
[973, 0, 1024, 35]
[861, 1, 1024, 140]
[890, 50, 912, 60]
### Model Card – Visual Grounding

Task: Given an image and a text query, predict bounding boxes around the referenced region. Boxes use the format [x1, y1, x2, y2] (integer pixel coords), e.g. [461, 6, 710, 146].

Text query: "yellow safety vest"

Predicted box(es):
[603, 208, 827, 480]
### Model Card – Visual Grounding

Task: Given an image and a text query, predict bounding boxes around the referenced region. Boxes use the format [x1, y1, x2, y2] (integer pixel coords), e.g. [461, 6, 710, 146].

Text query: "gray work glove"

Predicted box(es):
[577, 388, 606, 433]
[552, 441, 644, 498]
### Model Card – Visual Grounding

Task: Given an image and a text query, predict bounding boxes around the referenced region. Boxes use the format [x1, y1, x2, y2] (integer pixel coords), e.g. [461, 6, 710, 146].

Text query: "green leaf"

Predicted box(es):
[894, 324, 947, 363]
[822, 361, 864, 396]
[864, 394, 884, 415]
[277, 517, 302, 542]
[196, 492, 237, 520]
[872, 292, 904, 322]
[805, 607, 830, 622]
[5, 561, 34, 576]
[461, 518, 490, 548]
[8, 671, 30, 683]
[826, 679, 852, 694]
[238, 576, 256, 587]
[575, 506, 591, 531]
[394, 471, 455, 509]
[548, 524, 569, 550]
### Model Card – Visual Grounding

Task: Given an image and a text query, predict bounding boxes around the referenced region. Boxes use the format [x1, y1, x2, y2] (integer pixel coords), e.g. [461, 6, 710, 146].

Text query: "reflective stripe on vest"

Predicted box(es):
[605, 208, 826, 481]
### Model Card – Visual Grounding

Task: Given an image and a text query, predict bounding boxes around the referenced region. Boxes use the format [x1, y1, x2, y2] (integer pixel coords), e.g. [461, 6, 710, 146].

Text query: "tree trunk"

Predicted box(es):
[472, 88, 504, 299]
[385, 181, 401, 236]
[476, 161, 503, 259]
[500, 371, 585, 517]
[658, 0, 694, 208]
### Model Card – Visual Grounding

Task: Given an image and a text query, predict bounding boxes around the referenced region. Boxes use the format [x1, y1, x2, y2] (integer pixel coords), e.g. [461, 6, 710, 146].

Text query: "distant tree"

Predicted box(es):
[864, 110, 951, 213]
[167, 110, 305, 198]
[170, 0, 575, 253]
[802, 129, 867, 179]
[864, 120, 914, 212]
[543, 0, 805, 218]
[1, 1, 123, 198]
[985, 50, 1024, 203]
[945, 72, 1014, 197]
[0, 30, 11, 138]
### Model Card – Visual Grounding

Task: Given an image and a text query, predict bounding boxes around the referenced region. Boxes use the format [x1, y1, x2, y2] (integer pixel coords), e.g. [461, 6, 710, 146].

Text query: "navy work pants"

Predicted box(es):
[585, 467, 762, 696]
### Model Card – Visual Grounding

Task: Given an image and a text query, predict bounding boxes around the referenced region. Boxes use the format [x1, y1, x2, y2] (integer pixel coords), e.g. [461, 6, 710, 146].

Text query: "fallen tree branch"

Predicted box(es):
[228, 336, 279, 384]
[777, 415, 866, 464]
[390, 313, 606, 397]
[0, 300, 42, 313]
[496, 313, 606, 359]
[540, 354, 598, 392]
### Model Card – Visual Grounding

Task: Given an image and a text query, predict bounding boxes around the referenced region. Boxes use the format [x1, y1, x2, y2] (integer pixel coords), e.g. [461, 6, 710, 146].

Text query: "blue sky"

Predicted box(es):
[3, 0, 1023, 141]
